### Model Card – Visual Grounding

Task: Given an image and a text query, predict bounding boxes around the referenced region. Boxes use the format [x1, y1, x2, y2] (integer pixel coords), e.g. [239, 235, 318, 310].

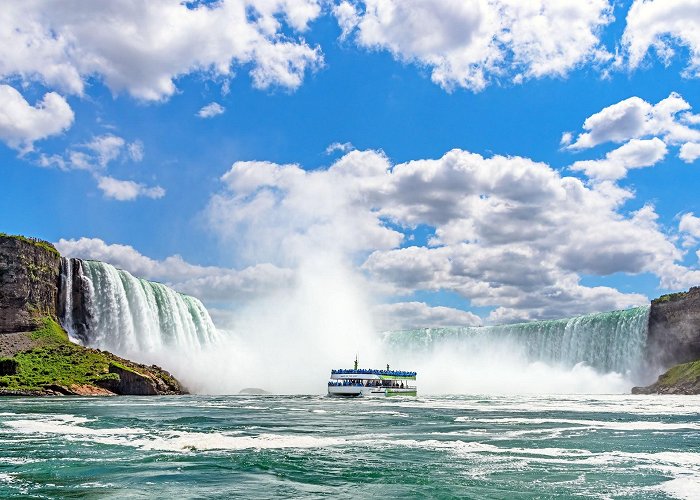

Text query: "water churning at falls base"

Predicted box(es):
[58, 257, 652, 392]
[385, 307, 651, 388]
[59, 258, 218, 360]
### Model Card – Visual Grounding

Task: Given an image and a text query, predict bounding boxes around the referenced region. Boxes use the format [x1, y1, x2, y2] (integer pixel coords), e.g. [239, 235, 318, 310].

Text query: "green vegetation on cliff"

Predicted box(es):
[0, 318, 182, 395]
[653, 290, 689, 304]
[0, 233, 60, 258]
[632, 359, 700, 395]
[656, 360, 700, 388]
[0, 318, 117, 392]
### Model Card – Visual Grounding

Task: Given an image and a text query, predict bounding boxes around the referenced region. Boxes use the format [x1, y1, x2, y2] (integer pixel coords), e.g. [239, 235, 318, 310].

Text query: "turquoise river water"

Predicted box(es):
[1, 395, 699, 499]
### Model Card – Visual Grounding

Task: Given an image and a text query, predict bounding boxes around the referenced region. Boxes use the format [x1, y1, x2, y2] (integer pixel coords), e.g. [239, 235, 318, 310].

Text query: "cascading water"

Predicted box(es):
[59, 257, 74, 339]
[57, 254, 653, 393]
[59, 258, 219, 360]
[385, 306, 651, 380]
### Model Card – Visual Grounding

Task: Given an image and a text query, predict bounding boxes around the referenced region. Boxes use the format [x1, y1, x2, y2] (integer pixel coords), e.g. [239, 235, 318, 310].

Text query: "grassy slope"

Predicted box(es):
[656, 360, 700, 388]
[0, 317, 183, 395]
[0, 318, 119, 392]
[633, 359, 700, 394]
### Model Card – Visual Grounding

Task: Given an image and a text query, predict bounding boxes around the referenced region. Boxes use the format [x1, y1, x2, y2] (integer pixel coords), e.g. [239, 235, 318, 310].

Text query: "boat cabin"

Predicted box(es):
[327, 364, 417, 397]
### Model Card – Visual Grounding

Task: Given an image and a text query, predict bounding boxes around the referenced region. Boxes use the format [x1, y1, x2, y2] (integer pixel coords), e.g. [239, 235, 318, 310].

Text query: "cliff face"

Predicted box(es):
[632, 359, 700, 395]
[0, 235, 61, 333]
[0, 317, 186, 396]
[646, 287, 700, 370]
[0, 235, 187, 396]
[57, 258, 92, 344]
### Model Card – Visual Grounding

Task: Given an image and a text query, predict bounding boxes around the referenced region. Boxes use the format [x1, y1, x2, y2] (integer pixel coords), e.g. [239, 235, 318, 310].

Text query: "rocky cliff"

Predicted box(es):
[0, 317, 185, 396]
[57, 257, 92, 343]
[646, 287, 700, 370]
[632, 359, 700, 395]
[0, 234, 61, 333]
[0, 233, 186, 396]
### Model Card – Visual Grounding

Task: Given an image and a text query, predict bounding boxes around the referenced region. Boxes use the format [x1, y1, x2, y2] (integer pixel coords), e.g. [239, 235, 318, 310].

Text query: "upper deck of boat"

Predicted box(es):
[330, 368, 417, 380]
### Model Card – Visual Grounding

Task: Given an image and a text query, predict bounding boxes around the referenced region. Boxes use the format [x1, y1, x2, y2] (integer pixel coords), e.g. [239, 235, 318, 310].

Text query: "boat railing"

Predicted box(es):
[328, 380, 415, 388]
[330, 368, 417, 377]
[328, 381, 365, 387]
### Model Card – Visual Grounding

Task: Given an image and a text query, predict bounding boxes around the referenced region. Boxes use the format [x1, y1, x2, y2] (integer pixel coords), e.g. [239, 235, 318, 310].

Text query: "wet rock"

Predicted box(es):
[0, 358, 18, 376]
[647, 287, 700, 369]
[0, 235, 61, 333]
[95, 363, 159, 395]
[57, 258, 93, 343]
[239, 388, 270, 395]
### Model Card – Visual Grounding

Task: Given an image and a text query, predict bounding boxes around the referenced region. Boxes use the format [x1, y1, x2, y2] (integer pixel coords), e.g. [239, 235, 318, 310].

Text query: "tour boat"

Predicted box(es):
[327, 358, 417, 397]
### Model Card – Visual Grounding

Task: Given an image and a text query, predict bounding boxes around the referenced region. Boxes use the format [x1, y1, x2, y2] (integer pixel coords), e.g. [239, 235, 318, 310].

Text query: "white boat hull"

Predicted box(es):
[327, 386, 417, 397]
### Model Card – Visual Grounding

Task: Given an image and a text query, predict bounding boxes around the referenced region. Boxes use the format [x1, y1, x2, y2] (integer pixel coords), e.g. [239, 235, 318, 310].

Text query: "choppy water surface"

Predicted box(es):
[1, 395, 699, 499]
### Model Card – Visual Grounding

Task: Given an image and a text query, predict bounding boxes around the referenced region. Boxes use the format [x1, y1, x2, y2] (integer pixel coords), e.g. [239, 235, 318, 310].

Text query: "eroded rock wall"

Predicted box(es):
[0, 235, 61, 333]
[57, 257, 93, 343]
[647, 287, 700, 370]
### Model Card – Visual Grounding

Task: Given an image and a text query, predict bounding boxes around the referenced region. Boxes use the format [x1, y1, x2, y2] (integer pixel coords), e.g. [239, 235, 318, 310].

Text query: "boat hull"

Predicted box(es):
[327, 386, 416, 397]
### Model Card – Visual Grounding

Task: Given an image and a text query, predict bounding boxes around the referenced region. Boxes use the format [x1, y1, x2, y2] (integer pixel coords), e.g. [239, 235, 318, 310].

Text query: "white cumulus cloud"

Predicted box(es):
[570, 137, 668, 180]
[680, 142, 700, 163]
[54, 237, 294, 305]
[0, 85, 74, 151]
[208, 153, 404, 265]
[197, 102, 226, 118]
[96, 176, 165, 201]
[205, 147, 700, 323]
[325, 141, 354, 154]
[38, 134, 143, 172]
[679, 213, 700, 239]
[679, 212, 700, 251]
[334, 0, 613, 92]
[622, 0, 700, 78]
[567, 92, 700, 152]
[373, 302, 482, 330]
[0, 0, 324, 101]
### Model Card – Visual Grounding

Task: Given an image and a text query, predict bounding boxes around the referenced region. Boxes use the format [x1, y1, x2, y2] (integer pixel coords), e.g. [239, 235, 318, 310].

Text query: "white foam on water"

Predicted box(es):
[656, 476, 700, 499]
[357, 436, 592, 460]
[4, 416, 142, 437]
[391, 395, 700, 416]
[78, 482, 116, 489]
[0, 457, 41, 465]
[377, 438, 504, 454]
[354, 435, 700, 476]
[634, 457, 700, 500]
[454, 416, 700, 431]
[2, 414, 346, 452]
[0, 473, 16, 484]
[626, 451, 700, 468]
[365, 410, 410, 418]
[103, 432, 347, 452]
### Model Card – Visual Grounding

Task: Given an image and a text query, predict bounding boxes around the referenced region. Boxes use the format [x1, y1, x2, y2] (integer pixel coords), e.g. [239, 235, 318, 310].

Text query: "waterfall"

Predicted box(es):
[384, 306, 650, 377]
[59, 258, 219, 358]
[58, 257, 74, 338]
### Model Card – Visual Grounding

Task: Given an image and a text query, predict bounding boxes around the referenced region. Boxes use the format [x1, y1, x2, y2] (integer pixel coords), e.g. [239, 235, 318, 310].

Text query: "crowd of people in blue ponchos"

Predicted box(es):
[330, 368, 417, 377]
[327, 379, 408, 388]
[328, 380, 363, 387]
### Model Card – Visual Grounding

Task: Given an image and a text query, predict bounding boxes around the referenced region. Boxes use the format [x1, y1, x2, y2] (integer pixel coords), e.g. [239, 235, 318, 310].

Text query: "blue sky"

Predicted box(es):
[2, 0, 700, 328]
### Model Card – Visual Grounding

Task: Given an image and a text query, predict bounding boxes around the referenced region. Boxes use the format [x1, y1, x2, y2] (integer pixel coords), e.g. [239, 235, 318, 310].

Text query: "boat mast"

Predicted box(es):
[354, 354, 358, 371]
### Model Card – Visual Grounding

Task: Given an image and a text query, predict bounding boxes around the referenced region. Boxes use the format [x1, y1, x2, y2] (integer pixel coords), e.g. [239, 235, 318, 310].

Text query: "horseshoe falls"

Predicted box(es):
[384, 307, 652, 393]
[59, 258, 219, 362]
